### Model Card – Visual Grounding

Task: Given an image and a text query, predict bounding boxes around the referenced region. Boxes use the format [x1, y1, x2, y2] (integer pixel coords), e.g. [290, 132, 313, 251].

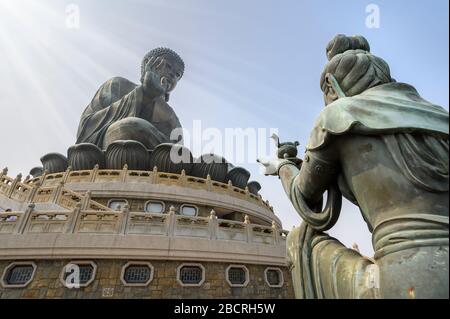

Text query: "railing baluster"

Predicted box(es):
[16, 203, 35, 234]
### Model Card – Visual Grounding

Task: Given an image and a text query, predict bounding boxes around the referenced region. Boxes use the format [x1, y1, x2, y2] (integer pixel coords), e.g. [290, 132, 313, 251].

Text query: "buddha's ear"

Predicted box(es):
[325, 73, 346, 99]
[165, 93, 170, 102]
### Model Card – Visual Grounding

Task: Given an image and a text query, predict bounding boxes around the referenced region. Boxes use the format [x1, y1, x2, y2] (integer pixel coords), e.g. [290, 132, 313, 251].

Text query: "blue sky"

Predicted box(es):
[0, 0, 448, 256]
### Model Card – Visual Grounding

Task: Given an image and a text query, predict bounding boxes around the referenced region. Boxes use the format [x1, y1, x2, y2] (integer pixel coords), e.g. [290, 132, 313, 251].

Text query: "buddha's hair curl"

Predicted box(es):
[141, 47, 185, 78]
[320, 35, 392, 97]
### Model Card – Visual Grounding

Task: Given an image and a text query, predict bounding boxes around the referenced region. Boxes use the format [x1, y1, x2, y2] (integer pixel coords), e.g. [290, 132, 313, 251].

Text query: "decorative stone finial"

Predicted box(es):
[169, 206, 176, 215]
[1, 167, 8, 175]
[209, 209, 216, 219]
[244, 215, 250, 224]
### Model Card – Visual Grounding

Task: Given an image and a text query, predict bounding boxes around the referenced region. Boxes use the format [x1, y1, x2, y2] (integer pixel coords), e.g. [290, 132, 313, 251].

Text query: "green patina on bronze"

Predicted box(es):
[76, 48, 184, 151]
[265, 34, 448, 299]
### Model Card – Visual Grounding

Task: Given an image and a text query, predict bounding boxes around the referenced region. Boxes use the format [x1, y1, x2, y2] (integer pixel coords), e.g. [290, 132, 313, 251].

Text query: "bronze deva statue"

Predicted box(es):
[76, 48, 185, 150]
[258, 34, 449, 298]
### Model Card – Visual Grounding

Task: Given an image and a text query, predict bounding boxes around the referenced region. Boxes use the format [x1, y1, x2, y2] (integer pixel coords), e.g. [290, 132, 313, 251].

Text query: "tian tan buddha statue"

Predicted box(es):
[258, 34, 449, 299]
[76, 47, 184, 150]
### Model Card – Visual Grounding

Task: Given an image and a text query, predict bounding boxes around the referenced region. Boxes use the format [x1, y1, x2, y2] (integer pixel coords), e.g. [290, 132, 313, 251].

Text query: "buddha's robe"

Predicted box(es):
[76, 77, 183, 149]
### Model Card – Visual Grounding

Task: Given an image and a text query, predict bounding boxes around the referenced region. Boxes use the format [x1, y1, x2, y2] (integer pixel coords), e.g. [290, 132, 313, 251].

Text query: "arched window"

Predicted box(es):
[180, 204, 198, 217]
[107, 199, 128, 211]
[144, 201, 165, 214]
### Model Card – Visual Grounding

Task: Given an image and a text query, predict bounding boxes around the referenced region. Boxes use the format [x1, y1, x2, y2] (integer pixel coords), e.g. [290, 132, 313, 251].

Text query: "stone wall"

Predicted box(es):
[0, 260, 294, 299]
[93, 197, 271, 226]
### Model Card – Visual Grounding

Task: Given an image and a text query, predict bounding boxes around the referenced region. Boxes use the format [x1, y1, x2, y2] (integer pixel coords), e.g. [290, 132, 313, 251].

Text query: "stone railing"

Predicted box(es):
[0, 168, 112, 212]
[21, 165, 274, 212]
[0, 205, 288, 246]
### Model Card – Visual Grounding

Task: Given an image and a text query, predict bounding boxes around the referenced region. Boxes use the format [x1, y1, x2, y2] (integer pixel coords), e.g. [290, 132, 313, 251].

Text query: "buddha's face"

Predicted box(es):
[153, 54, 184, 92]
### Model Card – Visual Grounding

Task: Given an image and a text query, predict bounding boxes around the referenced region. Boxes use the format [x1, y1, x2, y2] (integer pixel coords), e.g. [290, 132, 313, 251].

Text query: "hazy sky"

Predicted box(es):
[0, 0, 448, 256]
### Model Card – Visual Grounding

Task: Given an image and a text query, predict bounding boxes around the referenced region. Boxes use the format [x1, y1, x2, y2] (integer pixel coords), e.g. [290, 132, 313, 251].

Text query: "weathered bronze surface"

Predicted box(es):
[75, 48, 185, 151]
[260, 34, 449, 298]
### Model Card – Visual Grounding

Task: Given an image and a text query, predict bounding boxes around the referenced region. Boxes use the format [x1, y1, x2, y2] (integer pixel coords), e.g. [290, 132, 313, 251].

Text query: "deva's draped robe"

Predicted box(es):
[287, 82, 449, 298]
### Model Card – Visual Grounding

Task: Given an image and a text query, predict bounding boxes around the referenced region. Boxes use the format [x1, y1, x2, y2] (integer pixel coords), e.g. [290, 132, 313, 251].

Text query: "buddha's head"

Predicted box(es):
[320, 35, 393, 105]
[141, 47, 185, 100]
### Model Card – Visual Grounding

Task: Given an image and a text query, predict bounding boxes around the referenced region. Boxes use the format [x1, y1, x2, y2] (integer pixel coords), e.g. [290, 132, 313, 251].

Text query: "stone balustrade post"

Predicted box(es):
[66, 202, 82, 233]
[208, 209, 218, 240]
[244, 215, 252, 243]
[26, 180, 42, 203]
[272, 220, 280, 245]
[119, 204, 130, 234]
[0, 167, 8, 180]
[15, 203, 35, 234]
[81, 190, 91, 210]
[206, 174, 213, 191]
[7, 173, 22, 198]
[62, 166, 72, 184]
[151, 166, 158, 184]
[179, 169, 187, 187]
[166, 206, 176, 237]
[121, 164, 128, 182]
[90, 164, 99, 182]
[51, 181, 64, 204]
[40, 169, 48, 185]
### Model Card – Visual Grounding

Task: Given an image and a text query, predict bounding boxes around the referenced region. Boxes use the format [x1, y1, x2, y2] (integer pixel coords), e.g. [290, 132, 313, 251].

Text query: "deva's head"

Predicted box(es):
[320, 34, 393, 105]
[140, 47, 185, 94]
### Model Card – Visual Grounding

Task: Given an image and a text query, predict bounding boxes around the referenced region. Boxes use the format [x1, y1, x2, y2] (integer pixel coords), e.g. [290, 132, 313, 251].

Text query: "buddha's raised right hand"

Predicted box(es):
[141, 56, 167, 98]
